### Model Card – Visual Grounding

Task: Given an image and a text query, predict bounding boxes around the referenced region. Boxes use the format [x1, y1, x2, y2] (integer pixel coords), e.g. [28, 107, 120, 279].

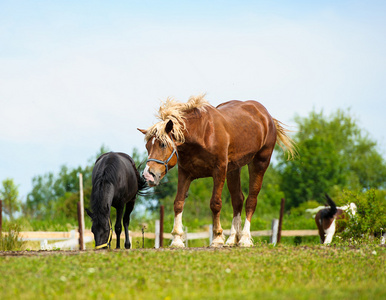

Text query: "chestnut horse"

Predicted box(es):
[138, 95, 296, 247]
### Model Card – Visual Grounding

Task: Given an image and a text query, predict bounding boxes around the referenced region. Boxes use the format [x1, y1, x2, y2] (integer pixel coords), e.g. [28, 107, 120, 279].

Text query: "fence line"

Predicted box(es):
[13, 228, 319, 241]
[10, 226, 318, 250]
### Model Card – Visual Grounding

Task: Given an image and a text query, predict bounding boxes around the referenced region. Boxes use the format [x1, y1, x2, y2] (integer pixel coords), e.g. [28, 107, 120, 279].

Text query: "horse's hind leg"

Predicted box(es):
[123, 200, 135, 249]
[225, 168, 244, 246]
[239, 154, 271, 247]
[115, 206, 124, 249]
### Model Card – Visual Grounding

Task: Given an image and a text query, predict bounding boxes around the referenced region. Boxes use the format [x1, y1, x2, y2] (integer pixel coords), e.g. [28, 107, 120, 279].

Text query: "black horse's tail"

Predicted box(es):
[322, 194, 337, 219]
[138, 173, 147, 192]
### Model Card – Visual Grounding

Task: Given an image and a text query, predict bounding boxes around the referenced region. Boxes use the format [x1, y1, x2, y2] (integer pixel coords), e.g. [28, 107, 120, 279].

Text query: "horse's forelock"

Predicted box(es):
[145, 94, 209, 146]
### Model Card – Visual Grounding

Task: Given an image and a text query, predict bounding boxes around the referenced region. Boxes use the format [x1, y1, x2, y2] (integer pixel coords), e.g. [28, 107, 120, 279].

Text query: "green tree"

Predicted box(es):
[0, 178, 22, 220]
[25, 146, 108, 220]
[277, 109, 386, 209]
[24, 172, 56, 219]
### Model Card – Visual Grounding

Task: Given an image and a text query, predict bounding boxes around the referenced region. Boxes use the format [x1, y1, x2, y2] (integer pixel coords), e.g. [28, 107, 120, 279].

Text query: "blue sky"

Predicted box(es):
[1, 0, 385, 199]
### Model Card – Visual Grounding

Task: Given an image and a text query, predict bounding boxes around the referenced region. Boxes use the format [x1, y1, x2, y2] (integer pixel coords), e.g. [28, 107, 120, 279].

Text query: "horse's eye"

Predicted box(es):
[160, 142, 167, 148]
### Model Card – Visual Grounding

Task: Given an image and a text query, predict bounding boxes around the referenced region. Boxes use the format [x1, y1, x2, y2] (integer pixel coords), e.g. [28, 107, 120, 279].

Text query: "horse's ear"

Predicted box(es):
[165, 120, 173, 134]
[137, 128, 147, 135]
[85, 208, 93, 219]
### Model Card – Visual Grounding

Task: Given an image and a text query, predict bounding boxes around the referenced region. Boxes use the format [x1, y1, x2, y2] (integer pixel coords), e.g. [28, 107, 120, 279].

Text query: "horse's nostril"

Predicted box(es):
[149, 171, 156, 178]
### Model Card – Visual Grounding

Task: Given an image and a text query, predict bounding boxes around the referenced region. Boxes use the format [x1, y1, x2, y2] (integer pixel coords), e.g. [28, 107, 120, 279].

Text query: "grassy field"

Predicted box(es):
[1, 244, 385, 300]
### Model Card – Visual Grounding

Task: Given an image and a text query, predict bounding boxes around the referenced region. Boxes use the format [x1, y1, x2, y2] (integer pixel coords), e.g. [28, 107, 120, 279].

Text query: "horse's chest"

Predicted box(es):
[179, 156, 214, 178]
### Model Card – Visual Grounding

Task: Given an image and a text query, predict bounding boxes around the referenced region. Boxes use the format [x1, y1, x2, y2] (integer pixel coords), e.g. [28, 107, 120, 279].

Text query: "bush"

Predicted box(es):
[0, 223, 25, 251]
[337, 189, 386, 242]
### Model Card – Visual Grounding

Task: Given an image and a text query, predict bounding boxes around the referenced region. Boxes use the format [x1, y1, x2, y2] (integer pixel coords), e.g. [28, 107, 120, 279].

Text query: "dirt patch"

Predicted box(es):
[0, 246, 231, 257]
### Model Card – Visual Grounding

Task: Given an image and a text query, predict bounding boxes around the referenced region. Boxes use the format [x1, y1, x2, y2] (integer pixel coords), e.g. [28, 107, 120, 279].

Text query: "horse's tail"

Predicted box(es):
[323, 194, 337, 219]
[126, 155, 148, 194]
[273, 118, 298, 160]
[138, 173, 147, 192]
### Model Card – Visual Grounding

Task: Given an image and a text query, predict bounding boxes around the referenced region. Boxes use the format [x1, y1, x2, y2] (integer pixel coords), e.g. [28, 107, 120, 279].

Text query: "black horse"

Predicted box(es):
[86, 152, 147, 249]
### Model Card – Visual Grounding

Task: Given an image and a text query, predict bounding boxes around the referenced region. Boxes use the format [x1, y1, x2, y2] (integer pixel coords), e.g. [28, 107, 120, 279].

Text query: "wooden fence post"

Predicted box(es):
[77, 202, 84, 250]
[277, 198, 285, 244]
[0, 200, 2, 237]
[184, 226, 188, 247]
[79, 173, 85, 249]
[160, 205, 164, 248]
[209, 224, 213, 245]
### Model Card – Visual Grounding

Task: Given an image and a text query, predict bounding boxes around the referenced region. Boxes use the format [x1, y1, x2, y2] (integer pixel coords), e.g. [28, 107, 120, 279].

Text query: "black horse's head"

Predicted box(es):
[86, 208, 112, 249]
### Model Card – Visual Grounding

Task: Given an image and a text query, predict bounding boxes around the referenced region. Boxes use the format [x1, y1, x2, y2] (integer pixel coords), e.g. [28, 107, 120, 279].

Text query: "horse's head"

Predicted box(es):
[138, 120, 179, 187]
[86, 208, 112, 249]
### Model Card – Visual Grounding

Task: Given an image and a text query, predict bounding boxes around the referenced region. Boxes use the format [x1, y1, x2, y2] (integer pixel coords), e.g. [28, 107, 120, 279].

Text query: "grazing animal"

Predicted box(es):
[315, 194, 357, 244]
[86, 152, 147, 249]
[138, 95, 296, 247]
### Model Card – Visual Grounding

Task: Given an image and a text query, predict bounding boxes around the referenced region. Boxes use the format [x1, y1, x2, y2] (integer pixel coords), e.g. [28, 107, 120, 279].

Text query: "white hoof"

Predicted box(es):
[238, 234, 254, 247]
[211, 234, 225, 247]
[170, 235, 185, 248]
[225, 234, 238, 246]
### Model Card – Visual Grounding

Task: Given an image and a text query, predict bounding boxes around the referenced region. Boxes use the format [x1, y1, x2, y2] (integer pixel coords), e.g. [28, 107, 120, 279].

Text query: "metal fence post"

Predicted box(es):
[155, 220, 160, 249]
[270, 219, 279, 245]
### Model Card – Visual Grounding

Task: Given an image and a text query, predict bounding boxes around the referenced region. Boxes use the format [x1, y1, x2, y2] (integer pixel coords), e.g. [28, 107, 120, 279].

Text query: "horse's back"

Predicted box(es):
[93, 152, 139, 199]
[216, 100, 271, 119]
[212, 100, 276, 159]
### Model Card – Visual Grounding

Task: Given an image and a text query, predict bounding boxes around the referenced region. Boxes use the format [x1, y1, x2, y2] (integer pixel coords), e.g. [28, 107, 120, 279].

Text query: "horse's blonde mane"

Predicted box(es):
[145, 94, 210, 147]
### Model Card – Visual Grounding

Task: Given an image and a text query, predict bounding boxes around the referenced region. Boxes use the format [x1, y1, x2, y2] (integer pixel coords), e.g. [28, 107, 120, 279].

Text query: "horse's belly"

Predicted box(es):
[227, 153, 256, 171]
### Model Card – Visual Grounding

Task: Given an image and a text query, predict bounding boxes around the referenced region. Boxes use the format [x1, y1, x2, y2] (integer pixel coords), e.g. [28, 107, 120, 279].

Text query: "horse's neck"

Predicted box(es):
[182, 107, 214, 143]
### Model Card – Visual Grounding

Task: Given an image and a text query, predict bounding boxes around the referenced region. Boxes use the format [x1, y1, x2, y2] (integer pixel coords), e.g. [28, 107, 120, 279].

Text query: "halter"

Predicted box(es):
[95, 218, 113, 250]
[147, 135, 179, 174]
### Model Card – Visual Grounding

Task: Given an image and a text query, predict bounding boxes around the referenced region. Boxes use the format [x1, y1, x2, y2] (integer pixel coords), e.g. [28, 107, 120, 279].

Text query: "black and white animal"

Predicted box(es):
[308, 195, 357, 244]
[86, 152, 147, 249]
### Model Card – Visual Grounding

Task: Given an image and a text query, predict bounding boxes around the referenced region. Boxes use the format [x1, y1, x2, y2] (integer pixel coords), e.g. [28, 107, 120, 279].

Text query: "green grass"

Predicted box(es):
[1, 244, 385, 300]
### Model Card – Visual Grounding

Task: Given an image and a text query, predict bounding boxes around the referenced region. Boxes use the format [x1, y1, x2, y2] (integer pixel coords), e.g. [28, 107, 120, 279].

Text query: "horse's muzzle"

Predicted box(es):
[143, 166, 161, 186]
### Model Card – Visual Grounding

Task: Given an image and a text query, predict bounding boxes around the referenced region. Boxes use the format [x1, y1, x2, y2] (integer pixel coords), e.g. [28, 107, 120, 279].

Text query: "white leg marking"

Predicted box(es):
[238, 219, 254, 247]
[323, 219, 336, 244]
[173, 212, 184, 235]
[225, 213, 241, 246]
[171, 212, 185, 248]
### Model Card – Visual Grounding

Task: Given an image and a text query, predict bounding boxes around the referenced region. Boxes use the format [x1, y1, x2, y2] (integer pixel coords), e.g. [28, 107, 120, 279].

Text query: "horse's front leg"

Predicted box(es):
[210, 167, 227, 247]
[115, 206, 124, 249]
[170, 170, 192, 248]
[123, 200, 135, 249]
[225, 168, 244, 246]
